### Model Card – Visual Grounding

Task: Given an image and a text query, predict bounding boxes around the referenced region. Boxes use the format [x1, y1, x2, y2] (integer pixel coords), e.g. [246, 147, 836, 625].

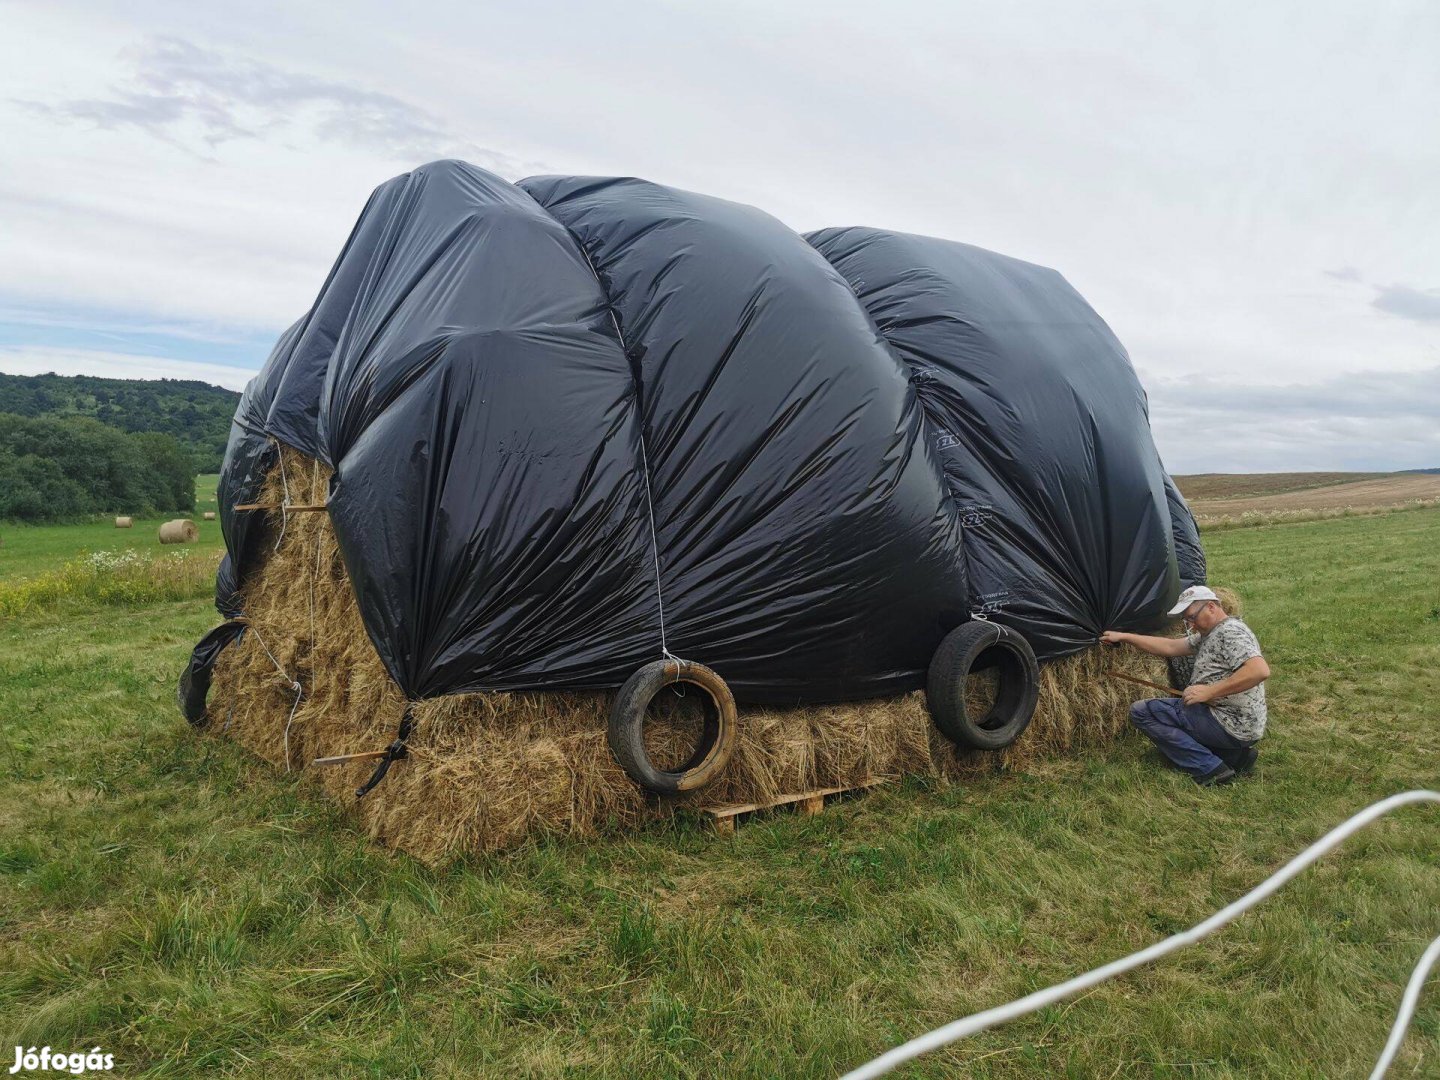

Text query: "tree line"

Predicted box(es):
[0, 372, 239, 473]
[0, 414, 196, 522]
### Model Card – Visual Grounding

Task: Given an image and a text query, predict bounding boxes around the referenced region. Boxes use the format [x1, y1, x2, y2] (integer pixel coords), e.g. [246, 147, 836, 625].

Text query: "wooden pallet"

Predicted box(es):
[700, 778, 887, 835]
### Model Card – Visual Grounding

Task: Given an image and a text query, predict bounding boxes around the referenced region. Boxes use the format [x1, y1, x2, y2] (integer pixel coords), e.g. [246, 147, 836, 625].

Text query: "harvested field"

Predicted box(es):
[207, 448, 1172, 862]
[1186, 473, 1440, 518]
[1172, 471, 1390, 501]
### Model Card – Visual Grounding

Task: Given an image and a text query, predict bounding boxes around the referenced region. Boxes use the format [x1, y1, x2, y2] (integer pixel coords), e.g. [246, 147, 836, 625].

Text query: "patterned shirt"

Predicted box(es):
[1185, 617, 1267, 742]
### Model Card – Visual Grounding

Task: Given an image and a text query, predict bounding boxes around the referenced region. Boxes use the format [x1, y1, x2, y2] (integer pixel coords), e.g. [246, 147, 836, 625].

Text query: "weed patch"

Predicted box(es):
[0, 549, 220, 617]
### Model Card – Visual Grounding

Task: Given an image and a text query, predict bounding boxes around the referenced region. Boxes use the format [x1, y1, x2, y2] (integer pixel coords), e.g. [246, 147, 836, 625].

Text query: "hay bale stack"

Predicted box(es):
[203, 511, 217, 521]
[114, 516, 133, 529]
[207, 448, 1171, 863]
[159, 519, 199, 544]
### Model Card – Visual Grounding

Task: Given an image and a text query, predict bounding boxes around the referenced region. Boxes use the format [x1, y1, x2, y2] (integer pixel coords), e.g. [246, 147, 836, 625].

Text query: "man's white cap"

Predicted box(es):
[1168, 585, 1219, 616]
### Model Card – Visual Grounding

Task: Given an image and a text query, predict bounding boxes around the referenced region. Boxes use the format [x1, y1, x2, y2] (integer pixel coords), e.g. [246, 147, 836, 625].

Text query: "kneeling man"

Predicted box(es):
[1101, 585, 1270, 786]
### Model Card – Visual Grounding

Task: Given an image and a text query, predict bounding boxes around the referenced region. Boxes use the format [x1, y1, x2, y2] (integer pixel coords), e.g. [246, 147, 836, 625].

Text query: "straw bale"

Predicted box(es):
[206, 447, 1170, 863]
[159, 519, 198, 543]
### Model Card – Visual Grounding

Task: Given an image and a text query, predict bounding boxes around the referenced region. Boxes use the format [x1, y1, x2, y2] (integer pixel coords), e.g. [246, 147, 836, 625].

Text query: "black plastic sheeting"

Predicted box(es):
[807, 227, 1195, 656]
[208, 159, 1202, 706]
[518, 176, 966, 701]
[178, 619, 248, 725]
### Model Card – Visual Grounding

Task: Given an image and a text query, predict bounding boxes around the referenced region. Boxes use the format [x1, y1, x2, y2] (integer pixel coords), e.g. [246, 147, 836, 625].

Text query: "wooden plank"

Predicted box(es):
[312, 749, 389, 767]
[233, 503, 329, 512]
[702, 778, 886, 825]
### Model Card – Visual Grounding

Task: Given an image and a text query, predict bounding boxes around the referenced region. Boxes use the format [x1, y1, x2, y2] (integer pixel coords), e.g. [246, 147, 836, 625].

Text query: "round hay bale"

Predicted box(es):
[202, 511, 217, 521]
[114, 516, 134, 529]
[159, 519, 199, 544]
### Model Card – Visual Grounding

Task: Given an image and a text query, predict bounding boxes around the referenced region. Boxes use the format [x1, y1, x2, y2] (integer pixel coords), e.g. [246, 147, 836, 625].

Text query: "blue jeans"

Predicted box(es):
[1129, 697, 1252, 779]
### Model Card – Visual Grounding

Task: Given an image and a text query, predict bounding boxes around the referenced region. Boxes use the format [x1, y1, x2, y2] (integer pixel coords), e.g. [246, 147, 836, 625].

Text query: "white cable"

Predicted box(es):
[247, 622, 304, 773]
[281, 681, 304, 774]
[636, 429, 677, 663]
[569, 240, 680, 666]
[273, 442, 292, 553]
[1370, 933, 1440, 1080]
[840, 789, 1440, 1080]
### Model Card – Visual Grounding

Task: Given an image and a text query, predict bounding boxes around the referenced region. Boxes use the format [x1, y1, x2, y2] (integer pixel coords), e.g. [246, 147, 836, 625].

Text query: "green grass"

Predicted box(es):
[0, 475, 223, 582]
[1, 513, 1437, 1077]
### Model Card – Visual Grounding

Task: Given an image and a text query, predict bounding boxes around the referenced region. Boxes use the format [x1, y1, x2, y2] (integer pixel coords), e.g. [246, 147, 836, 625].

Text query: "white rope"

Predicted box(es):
[635, 429, 678, 663]
[247, 621, 304, 773]
[1371, 933, 1440, 1080]
[578, 242, 679, 665]
[840, 789, 1440, 1080]
[273, 442, 292, 553]
[308, 458, 321, 647]
[281, 681, 304, 774]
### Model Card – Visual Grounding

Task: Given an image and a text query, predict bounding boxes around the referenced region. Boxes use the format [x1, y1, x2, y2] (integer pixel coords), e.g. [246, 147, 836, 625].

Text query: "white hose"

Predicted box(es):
[1370, 933, 1440, 1080]
[840, 789, 1439, 1080]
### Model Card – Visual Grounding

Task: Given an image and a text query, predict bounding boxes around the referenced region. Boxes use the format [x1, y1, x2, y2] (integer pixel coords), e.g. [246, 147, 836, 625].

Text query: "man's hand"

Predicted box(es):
[1102, 630, 1195, 659]
[1182, 683, 1215, 706]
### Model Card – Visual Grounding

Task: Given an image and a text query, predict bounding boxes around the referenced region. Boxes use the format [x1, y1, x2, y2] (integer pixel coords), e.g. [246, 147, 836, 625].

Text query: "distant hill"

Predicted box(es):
[0, 372, 240, 473]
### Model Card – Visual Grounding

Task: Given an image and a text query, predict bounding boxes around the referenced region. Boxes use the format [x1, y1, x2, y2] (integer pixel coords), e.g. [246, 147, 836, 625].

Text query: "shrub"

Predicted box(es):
[0, 414, 196, 523]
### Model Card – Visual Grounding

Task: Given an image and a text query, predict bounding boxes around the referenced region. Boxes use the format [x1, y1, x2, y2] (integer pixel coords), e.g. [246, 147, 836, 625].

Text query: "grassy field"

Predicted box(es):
[0, 475, 223, 582]
[1, 511, 1437, 1077]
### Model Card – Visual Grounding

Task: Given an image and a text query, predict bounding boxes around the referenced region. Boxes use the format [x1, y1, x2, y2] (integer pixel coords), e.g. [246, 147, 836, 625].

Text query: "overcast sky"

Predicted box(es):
[1, 0, 1436, 472]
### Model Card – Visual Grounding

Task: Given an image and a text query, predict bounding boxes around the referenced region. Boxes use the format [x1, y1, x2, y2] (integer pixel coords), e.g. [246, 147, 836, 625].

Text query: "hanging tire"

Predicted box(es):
[608, 659, 737, 795]
[926, 621, 1039, 751]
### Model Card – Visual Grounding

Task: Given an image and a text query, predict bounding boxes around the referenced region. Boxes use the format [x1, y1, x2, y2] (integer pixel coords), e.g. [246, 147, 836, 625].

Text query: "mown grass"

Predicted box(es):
[0, 512, 1437, 1077]
[0, 474, 222, 583]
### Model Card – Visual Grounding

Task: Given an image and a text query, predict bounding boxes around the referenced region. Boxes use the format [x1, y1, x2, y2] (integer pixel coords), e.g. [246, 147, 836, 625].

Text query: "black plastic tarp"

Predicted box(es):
[518, 176, 967, 701]
[807, 226, 1190, 656]
[210, 159, 1201, 705]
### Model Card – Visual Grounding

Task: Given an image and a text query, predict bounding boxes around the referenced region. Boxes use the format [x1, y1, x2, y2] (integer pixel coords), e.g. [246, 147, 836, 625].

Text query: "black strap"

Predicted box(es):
[355, 705, 415, 799]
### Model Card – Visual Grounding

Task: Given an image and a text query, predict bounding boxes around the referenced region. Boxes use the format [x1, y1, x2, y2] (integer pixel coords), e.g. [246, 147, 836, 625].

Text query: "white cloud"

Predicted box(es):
[1372, 283, 1440, 324]
[0, 1, 1437, 471]
[1147, 366, 1440, 472]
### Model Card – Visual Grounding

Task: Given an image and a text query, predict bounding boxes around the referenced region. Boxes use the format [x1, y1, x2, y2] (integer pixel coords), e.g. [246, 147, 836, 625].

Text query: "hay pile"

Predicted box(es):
[159, 519, 199, 544]
[207, 447, 1171, 863]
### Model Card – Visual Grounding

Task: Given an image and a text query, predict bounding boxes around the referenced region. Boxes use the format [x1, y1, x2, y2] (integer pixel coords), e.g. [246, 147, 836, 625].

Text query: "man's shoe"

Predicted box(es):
[1227, 746, 1259, 774]
[1194, 763, 1236, 787]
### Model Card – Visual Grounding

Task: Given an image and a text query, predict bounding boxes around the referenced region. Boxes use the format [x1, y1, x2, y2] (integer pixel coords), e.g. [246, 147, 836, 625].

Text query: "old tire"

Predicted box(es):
[926, 621, 1039, 751]
[608, 659, 737, 795]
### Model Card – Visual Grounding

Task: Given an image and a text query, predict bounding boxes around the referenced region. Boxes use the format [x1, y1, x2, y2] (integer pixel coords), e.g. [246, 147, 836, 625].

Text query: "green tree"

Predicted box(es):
[0, 414, 198, 522]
